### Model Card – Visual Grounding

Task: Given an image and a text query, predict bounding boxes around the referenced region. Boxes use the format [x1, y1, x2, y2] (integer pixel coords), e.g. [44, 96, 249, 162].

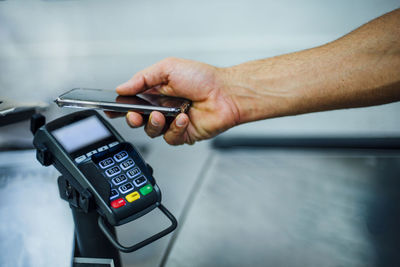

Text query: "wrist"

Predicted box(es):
[219, 60, 300, 125]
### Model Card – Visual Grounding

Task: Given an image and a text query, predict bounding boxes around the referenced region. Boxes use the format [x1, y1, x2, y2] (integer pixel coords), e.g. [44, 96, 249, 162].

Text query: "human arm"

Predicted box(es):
[117, 8, 400, 145]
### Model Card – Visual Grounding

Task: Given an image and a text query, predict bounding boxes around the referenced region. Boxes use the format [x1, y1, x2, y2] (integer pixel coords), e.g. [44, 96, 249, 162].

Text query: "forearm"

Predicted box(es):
[222, 8, 400, 125]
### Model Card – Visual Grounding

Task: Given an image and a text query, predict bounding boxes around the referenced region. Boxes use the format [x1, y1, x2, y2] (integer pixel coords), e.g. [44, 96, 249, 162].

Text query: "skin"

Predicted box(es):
[116, 8, 400, 145]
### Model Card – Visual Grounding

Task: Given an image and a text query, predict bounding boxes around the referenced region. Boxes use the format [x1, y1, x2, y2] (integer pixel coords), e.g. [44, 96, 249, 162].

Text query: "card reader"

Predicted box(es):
[31, 109, 177, 252]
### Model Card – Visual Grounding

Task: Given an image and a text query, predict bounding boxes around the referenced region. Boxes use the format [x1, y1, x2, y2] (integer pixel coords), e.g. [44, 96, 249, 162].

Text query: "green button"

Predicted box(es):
[139, 184, 153, 196]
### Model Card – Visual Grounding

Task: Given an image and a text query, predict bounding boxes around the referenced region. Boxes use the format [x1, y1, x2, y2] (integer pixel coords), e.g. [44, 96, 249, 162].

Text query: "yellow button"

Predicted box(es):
[126, 191, 140, 203]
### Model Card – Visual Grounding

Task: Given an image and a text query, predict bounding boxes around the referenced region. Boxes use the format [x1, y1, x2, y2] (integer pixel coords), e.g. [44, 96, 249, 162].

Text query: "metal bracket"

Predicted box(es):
[98, 204, 178, 253]
[58, 175, 93, 213]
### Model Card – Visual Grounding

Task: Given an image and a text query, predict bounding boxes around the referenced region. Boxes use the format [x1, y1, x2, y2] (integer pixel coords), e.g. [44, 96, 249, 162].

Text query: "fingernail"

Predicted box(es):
[150, 114, 159, 126]
[176, 115, 186, 127]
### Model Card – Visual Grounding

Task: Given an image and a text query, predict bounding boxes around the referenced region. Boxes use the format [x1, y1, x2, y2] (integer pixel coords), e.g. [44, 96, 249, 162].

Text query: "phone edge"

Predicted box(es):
[55, 98, 181, 115]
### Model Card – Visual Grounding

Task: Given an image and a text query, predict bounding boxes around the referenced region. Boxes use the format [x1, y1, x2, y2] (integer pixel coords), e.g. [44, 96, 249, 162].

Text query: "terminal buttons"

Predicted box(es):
[74, 155, 86, 164]
[126, 191, 140, 203]
[114, 151, 128, 162]
[133, 176, 147, 187]
[127, 167, 141, 179]
[99, 157, 114, 169]
[112, 174, 127, 185]
[139, 184, 153, 196]
[105, 166, 121, 177]
[120, 158, 134, 170]
[119, 182, 134, 194]
[108, 141, 119, 148]
[110, 189, 119, 200]
[111, 198, 126, 209]
[97, 145, 109, 152]
[86, 149, 98, 157]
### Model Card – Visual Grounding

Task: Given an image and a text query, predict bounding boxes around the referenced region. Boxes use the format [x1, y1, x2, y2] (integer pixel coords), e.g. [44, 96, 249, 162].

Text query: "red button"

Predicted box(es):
[111, 198, 126, 209]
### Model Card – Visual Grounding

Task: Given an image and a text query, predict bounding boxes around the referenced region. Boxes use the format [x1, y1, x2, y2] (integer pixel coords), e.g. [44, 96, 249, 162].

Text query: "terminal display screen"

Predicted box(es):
[52, 116, 112, 153]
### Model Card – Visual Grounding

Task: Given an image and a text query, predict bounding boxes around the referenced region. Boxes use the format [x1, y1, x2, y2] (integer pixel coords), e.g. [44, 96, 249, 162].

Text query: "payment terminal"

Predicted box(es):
[31, 109, 177, 253]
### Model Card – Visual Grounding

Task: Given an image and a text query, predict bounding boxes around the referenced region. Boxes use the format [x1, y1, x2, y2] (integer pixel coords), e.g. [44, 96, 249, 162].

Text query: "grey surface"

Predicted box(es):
[165, 149, 400, 267]
[0, 150, 74, 267]
[116, 139, 212, 267]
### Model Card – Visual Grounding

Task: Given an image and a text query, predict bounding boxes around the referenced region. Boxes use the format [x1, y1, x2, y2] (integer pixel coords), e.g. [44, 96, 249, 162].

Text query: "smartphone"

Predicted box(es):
[55, 88, 191, 116]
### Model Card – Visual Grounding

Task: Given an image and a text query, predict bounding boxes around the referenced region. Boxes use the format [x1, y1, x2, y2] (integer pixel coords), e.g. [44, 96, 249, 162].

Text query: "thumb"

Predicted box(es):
[116, 60, 169, 96]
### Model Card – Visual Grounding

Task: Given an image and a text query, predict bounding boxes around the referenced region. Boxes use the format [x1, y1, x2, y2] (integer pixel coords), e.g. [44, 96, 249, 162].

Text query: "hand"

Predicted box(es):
[116, 57, 240, 145]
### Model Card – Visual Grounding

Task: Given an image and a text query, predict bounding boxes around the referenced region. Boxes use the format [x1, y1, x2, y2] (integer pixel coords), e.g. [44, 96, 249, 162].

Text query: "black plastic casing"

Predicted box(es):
[32, 109, 161, 226]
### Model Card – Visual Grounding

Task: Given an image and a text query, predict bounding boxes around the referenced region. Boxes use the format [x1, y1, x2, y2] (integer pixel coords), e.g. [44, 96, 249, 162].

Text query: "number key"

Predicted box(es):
[105, 166, 121, 177]
[127, 167, 141, 178]
[120, 158, 135, 170]
[112, 174, 127, 185]
[110, 189, 119, 200]
[114, 151, 128, 162]
[119, 182, 134, 194]
[99, 157, 114, 169]
[133, 176, 147, 187]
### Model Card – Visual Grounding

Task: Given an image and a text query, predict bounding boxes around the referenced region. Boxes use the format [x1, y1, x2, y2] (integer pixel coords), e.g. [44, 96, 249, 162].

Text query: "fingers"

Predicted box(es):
[144, 111, 166, 138]
[116, 59, 171, 96]
[163, 113, 190, 145]
[125, 110, 168, 139]
[126, 112, 144, 128]
[126, 111, 191, 145]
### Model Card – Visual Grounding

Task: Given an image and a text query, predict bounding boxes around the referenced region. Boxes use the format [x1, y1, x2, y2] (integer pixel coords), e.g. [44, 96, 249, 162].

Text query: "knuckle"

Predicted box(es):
[145, 125, 160, 138]
[171, 126, 182, 135]
[161, 57, 178, 67]
[172, 120, 187, 134]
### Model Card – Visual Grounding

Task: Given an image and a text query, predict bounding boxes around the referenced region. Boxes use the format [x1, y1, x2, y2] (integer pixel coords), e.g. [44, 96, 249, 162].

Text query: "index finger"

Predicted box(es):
[116, 60, 169, 96]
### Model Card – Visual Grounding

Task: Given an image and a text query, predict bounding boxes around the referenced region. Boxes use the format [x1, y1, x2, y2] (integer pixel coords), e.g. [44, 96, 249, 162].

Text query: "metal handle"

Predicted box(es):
[98, 204, 177, 253]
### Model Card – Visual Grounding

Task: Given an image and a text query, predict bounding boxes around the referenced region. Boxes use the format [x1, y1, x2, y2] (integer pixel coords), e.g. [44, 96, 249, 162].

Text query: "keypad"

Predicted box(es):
[127, 167, 141, 179]
[120, 158, 135, 170]
[96, 148, 152, 209]
[112, 174, 127, 185]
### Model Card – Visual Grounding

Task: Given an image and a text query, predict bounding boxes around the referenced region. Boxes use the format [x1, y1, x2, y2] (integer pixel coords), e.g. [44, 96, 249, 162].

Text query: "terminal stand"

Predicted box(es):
[58, 174, 121, 267]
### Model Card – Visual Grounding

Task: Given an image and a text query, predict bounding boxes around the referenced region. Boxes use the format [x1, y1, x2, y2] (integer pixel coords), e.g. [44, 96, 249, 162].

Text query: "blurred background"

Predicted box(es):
[1, 0, 399, 266]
